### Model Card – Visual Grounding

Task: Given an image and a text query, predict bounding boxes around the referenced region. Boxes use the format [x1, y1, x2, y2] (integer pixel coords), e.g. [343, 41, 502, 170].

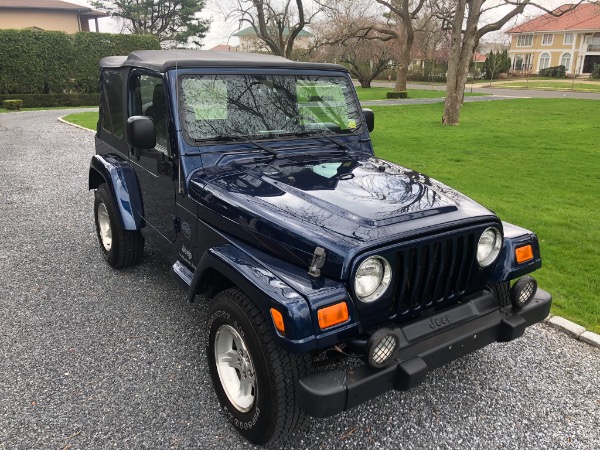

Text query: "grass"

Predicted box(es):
[355, 87, 484, 101]
[492, 81, 600, 92]
[370, 98, 599, 333]
[62, 111, 98, 129]
[63, 99, 600, 332]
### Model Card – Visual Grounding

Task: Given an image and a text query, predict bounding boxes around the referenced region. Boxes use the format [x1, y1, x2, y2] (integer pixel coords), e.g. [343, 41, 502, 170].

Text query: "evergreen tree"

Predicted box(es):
[92, 0, 209, 47]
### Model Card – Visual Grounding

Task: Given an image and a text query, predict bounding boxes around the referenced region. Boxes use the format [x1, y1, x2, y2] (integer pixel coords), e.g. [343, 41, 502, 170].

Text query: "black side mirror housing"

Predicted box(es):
[127, 116, 156, 149]
[363, 108, 375, 132]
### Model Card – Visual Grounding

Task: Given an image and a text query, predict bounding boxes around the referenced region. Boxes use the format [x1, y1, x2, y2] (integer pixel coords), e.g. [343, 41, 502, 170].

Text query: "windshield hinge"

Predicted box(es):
[173, 217, 181, 234]
[308, 247, 326, 278]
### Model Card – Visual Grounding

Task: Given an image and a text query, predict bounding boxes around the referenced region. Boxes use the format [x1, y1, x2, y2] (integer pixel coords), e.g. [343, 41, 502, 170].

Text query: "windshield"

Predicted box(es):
[178, 74, 361, 142]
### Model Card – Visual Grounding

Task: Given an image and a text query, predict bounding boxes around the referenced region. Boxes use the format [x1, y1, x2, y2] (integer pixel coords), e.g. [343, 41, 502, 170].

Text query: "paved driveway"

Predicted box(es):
[0, 110, 599, 449]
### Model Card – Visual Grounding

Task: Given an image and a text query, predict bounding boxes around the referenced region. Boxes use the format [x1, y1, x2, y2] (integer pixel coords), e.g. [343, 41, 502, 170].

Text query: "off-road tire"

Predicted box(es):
[94, 184, 144, 269]
[206, 288, 311, 445]
[488, 281, 511, 308]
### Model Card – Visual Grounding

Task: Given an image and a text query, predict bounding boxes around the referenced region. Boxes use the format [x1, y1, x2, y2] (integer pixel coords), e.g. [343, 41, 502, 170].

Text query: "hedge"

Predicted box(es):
[592, 64, 600, 79]
[538, 65, 566, 78]
[387, 91, 408, 99]
[2, 99, 23, 110]
[0, 93, 98, 108]
[0, 29, 160, 96]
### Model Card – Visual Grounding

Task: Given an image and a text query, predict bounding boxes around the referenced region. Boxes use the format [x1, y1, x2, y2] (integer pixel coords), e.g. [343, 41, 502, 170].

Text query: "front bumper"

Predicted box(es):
[298, 288, 552, 418]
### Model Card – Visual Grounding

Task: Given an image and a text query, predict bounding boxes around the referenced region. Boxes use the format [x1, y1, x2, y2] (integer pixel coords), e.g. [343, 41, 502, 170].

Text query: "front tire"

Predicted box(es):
[206, 288, 311, 445]
[94, 184, 144, 269]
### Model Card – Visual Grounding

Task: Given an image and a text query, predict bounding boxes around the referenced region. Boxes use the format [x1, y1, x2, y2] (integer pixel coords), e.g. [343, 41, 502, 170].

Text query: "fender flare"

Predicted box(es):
[89, 154, 144, 230]
[189, 244, 319, 352]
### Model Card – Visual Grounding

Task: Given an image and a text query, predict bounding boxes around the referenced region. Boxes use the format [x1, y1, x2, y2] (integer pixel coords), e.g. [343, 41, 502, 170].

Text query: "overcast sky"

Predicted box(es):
[70, 0, 576, 49]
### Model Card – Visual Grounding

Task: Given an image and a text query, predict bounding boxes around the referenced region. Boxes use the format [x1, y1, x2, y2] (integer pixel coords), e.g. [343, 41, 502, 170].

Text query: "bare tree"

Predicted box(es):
[438, 0, 585, 125]
[225, 0, 322, 58]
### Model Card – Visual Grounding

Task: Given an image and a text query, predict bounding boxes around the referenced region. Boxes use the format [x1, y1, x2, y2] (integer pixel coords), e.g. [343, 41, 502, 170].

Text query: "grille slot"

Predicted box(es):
[389, 232, 477, 317]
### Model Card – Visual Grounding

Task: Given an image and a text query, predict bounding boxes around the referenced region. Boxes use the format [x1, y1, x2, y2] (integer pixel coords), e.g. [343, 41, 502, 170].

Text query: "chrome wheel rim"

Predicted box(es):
[97, 202, 112, 251]
[214, 324, 256, 413]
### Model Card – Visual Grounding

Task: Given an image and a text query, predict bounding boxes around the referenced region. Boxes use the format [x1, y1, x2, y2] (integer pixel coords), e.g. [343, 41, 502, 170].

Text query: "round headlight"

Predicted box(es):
[477, 227, 502, 268]
[354, 256, 392, 302]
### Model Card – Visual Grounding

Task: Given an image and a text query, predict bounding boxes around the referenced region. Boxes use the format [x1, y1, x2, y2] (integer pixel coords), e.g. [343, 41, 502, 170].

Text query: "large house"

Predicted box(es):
[507, 3, 600, 75]
[0, 0, 107, 33]
[233, 26, 313, 53]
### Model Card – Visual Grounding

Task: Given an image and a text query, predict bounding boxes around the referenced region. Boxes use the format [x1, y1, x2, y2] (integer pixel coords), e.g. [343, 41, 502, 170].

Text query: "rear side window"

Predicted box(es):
[101, 70, 124, 138]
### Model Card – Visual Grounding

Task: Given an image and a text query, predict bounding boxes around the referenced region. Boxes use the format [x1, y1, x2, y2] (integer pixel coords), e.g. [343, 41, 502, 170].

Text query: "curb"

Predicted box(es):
[544, 314, 600, 349]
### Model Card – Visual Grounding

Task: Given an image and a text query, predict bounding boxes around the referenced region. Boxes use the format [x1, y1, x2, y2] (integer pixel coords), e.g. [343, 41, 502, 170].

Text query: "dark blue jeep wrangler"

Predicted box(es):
[89, 50, 551, 444]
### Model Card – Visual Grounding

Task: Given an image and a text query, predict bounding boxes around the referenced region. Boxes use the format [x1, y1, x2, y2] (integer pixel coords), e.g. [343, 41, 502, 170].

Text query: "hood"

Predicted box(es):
[189, 154, 497, 278]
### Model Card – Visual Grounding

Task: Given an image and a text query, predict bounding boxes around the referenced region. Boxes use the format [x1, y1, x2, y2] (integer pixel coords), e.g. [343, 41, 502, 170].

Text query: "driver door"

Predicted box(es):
[129, 72, 178, 243]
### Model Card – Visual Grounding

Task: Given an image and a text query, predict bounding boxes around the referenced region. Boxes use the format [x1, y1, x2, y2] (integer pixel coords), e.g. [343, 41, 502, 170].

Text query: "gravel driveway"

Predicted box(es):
[0, 110, 598, 449]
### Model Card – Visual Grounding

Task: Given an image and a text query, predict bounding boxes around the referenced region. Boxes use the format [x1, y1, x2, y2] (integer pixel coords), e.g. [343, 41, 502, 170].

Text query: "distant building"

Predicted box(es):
[0, 0, 107, 33]
[233, 26, 313, 53]
[209, 43, 239, 52]
[507, 3, 600, 74]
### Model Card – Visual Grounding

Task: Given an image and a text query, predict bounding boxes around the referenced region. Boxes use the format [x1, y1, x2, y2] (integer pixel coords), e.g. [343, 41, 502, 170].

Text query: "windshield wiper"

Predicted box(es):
[291, 131, 350, 154]
[193, 135, 279, 157]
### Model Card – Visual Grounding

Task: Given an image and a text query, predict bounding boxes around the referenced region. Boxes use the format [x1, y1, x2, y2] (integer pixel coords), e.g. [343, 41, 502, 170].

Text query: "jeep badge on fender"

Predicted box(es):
[89, 50, 551, 445]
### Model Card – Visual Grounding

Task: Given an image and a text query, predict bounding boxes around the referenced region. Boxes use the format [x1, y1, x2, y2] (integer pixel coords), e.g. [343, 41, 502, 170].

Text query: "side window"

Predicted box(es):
[131, 74, 169, 152]
[101, 70, 124, 138]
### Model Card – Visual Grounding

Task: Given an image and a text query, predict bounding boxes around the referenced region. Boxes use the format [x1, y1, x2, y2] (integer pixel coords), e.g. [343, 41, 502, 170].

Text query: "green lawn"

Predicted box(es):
[62, 111, 98, 129]
[493, 81, 600, 92]
[63, 99, 600, 333]
[370, 99, 599, 333]
[355, 87, 483, 101]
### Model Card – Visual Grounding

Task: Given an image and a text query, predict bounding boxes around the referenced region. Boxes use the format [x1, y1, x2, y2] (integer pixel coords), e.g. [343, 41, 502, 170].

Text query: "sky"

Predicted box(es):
[69, 0, 578, 49]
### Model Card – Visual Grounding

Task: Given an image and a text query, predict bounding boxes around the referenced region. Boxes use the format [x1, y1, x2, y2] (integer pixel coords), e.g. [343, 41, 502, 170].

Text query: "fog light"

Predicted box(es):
[367, 329, 399, 369]
[510, 276, 537, 310]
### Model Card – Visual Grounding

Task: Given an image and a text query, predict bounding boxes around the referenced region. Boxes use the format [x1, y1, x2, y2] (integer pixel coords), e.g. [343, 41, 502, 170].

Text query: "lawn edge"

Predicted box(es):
[58, 116, 95, 133]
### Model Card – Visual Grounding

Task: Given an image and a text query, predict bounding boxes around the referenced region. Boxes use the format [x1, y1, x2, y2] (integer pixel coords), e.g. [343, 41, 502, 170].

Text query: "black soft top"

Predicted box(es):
[100, 50, 347, 73]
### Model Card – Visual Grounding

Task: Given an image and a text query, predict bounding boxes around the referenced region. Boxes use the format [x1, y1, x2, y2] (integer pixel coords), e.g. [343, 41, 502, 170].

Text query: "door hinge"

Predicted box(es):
[173, 217, 181, 233]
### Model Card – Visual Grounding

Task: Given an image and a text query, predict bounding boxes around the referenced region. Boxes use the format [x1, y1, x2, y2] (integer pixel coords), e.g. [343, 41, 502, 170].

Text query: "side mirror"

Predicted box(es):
[127, 116, 156, 149]
[363, 108, 375, 132]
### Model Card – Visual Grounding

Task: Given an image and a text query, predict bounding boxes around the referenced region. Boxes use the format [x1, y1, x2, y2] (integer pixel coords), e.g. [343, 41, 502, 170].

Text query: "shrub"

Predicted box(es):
[407, 74, 447, 83]
[591, 64, 600, 79]
[539, 65, 566, 78]
[2, 99, 23, 110]
[0, 93, 98, 108]
[387, 91, 408, 99]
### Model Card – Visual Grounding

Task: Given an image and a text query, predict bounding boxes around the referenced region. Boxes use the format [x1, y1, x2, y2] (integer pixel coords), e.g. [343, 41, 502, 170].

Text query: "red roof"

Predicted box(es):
[508, 3, 600, 33]
[473, 52, 486, 63]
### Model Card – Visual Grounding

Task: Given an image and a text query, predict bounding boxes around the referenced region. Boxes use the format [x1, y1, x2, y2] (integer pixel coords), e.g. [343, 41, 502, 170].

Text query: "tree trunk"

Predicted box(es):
[360, 80, 372, 88]
[443, 0, 483, 125]
[394, 23, 412, 92]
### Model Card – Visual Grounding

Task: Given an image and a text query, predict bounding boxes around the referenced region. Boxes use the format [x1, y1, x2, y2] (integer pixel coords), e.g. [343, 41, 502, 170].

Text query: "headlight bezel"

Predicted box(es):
[477, 227, 503, 268]
[353, 255, 392, 303]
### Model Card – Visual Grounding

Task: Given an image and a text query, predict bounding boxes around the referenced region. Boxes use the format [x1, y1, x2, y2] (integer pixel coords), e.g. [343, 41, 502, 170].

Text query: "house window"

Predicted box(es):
[517, 34, 533, 47]
[539, 53, 551, 70]
[514, 55, 524, 70]
[564, 33, 573, 45]
[542, 34, 553, 45]
[560, 53, 571, 70]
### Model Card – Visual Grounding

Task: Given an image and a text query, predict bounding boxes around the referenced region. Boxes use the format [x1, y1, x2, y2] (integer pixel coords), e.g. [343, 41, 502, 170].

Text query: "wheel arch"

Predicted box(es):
[188, 245, 317, 351]
[89, 154, 144, 231]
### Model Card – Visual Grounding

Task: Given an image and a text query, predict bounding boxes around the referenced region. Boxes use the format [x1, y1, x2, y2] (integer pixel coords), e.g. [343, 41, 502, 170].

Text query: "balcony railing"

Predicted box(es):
[588, 45, 600, 52]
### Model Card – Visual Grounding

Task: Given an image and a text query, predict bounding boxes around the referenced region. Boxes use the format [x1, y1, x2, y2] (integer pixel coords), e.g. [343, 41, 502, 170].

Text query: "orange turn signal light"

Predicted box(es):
[318, 302, 349, 330]
[515, 245, 534, 264]
[270, 308, 286, 335]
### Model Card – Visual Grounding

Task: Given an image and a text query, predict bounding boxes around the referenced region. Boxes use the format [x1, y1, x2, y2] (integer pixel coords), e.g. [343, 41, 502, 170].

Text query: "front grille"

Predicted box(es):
[389, 232, 477, 317]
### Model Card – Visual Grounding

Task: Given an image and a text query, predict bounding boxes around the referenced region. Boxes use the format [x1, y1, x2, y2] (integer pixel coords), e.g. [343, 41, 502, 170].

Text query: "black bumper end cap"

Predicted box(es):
[297, 371, 347, 418]
[498, 314, 527, 342]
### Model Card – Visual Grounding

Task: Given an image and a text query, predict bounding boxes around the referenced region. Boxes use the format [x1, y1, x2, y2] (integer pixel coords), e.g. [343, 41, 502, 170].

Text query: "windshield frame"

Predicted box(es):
[173, 68, 363, 148]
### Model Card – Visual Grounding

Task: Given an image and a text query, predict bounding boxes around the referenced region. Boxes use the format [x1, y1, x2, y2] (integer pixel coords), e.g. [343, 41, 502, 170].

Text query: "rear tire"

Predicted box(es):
[206, 288, 311, 445]
[94, 184, 144, 269]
